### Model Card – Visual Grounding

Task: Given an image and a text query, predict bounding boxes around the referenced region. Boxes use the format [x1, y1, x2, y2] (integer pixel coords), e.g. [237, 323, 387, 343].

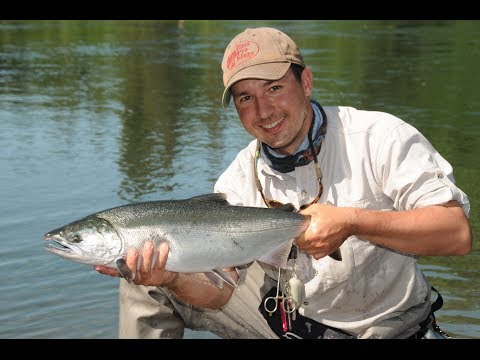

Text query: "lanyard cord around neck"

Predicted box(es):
[254, 102, 325, 210]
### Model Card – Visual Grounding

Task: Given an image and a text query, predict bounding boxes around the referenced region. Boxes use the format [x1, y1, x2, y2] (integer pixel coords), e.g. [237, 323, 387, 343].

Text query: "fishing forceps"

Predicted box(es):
[264, 267, 296, 317]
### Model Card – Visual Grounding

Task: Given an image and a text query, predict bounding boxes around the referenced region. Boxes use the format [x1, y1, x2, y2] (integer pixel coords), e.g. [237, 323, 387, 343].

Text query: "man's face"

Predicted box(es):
[230, 67, 313, 156]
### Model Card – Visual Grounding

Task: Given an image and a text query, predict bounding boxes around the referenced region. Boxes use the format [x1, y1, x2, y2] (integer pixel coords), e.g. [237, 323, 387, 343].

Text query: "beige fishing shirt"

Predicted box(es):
[214, 105, 470, 338]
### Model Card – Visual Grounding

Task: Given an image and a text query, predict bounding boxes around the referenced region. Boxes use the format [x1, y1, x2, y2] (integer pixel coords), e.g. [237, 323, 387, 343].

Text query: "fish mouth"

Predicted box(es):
[43, 234, 90, 263]
[44, 241, 74, 255]
[43, 234, 85, 261]
[43, 233, 111, 266]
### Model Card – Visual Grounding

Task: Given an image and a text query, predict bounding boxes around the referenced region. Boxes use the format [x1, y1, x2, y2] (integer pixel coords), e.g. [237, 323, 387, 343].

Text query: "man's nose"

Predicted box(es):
[256, 97, 275, 120]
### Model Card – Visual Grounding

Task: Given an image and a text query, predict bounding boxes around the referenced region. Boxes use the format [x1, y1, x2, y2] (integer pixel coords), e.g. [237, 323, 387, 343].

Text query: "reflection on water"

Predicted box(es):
[0, 20, 478, 339]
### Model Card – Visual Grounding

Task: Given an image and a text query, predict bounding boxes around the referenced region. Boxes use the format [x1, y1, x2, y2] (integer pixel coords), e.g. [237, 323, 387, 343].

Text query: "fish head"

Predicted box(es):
[43, 215, 123, 267]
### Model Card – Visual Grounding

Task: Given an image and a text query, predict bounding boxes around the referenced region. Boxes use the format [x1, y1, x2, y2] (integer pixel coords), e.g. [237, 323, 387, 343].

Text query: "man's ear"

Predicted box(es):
[301, 66, 314, 97]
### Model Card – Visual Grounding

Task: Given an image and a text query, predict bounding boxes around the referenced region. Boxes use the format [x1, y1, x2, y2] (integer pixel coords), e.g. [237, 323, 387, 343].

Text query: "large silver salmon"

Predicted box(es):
[44, 193, 314, 287]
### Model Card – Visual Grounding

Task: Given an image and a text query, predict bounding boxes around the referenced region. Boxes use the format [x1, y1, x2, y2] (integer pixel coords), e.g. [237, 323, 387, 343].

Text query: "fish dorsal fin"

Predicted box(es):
[258, 238, 294, 269]
[189, 193, 229, 204]
[277, 203, 297, 212]
[204, 269, 238, 289]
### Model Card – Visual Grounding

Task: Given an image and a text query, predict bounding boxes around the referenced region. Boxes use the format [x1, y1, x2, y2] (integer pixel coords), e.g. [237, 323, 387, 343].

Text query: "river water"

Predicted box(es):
[0, 20, 478, 339]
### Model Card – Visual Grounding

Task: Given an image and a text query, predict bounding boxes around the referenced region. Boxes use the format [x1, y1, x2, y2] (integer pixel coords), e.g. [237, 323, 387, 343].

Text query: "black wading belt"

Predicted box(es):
[259, 285, 445, 339]
[408, 286, 448, 339]
[258, 286, 355, 339]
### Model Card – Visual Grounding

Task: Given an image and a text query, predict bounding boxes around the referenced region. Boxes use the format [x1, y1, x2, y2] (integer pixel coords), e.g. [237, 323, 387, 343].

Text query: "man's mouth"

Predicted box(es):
[262, 116, 285, 129]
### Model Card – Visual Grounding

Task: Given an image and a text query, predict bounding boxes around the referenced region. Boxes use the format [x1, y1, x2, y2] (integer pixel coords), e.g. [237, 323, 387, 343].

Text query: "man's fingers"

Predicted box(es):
[140, 241, 154, 275]
[97, 242, 171, 285]
[94, 265, 119, 277]
[126, 247, 139, 281]
[155, 242, 169, 270]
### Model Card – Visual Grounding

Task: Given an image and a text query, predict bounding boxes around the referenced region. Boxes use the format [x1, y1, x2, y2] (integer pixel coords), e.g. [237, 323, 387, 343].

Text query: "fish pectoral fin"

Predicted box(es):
[204, 269, 238, 289]
[116, 258, 135, 283]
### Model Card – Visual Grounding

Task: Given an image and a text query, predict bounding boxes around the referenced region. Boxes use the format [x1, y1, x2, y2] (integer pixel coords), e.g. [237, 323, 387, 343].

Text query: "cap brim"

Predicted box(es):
[222, 62, 291, 107]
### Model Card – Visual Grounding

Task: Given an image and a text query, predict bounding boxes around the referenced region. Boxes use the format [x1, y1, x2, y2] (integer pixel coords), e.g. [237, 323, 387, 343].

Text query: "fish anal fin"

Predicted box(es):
[204, 269, 238, 289]
[258, 239, 294, 269]
[116, 258, 135, 283]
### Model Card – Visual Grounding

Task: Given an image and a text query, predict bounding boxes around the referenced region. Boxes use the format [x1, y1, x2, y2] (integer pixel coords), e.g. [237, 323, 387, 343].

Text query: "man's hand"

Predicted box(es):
[296, 203, 354, 260]
[94, 241, 179, 287]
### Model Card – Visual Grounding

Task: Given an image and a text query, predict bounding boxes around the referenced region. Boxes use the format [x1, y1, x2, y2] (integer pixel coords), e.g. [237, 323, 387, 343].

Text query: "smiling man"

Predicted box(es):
[96, 26, 472, 339]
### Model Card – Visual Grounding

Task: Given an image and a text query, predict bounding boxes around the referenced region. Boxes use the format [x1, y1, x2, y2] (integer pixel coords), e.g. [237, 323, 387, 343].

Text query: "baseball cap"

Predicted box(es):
[221, 27, 305, 107]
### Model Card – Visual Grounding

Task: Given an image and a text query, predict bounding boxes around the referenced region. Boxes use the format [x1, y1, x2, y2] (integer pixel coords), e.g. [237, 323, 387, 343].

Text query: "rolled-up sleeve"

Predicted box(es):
[377, 121, 470, 217]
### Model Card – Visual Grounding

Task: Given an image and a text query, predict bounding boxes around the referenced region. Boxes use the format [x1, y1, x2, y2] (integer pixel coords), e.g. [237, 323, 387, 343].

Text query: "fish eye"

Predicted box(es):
[71, 234, 81, 243]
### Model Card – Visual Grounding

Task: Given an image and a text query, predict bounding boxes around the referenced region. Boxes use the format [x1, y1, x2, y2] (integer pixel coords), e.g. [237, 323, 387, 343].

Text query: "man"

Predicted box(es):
[95, 27, 472, 339]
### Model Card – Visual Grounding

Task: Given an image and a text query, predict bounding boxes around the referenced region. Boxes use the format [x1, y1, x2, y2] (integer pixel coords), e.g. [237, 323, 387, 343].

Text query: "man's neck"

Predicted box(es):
[276, 105, 314, 156]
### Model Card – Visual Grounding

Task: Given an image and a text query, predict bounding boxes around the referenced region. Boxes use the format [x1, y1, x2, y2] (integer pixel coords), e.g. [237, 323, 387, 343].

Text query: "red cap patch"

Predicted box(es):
[226, 41, 259, 70]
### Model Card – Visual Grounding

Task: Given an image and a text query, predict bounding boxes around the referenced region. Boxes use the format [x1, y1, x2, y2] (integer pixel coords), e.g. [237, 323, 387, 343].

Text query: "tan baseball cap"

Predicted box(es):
[221, 27, 305, 107]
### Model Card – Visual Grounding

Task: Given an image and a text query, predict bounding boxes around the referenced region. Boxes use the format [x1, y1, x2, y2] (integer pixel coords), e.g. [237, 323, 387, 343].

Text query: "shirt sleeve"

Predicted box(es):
[213, 140, 258, 206]
[377, 121, 470, 217]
